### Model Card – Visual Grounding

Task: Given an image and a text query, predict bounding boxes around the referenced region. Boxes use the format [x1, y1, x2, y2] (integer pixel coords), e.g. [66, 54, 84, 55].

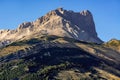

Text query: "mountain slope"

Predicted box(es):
[104, 39, 120, 53]
[0, 36, 120, 80]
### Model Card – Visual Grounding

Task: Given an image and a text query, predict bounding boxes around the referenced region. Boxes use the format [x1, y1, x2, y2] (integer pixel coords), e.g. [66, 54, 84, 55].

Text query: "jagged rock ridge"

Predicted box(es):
[0, 8, 103, 47]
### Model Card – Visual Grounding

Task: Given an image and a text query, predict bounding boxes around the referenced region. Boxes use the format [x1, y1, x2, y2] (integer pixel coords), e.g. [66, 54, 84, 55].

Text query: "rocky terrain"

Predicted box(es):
[0, 8, 120, 80]
[0, 8, 102, 48]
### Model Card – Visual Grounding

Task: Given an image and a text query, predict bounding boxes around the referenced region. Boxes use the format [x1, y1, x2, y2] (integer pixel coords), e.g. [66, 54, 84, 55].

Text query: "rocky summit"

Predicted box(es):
[0, 8, 102, 48]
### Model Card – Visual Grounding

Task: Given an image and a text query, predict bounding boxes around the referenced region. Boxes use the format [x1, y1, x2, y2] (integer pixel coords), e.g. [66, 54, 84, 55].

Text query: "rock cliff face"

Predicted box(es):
[0, 8, 103, 47]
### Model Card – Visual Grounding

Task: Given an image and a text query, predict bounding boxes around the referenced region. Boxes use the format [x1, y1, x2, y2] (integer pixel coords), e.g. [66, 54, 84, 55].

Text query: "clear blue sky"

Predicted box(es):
[0, 0, 120, 42]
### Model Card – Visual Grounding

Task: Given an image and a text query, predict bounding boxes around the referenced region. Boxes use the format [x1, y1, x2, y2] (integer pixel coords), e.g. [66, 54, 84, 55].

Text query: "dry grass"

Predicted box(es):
[56, 69, 90, 80]
[56, 68, 120, 80]
[104, 39, 120, 53]
[53, 38, 69, 43]
[0, 45, 29, 57]
[95, 68, 120, 80]
[75, 43, 96, 54]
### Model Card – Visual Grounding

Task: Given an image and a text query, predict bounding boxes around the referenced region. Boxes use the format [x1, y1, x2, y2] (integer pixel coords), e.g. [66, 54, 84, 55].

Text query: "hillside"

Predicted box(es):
[104, 39, 120, 53]
[0, 35, 120, 80]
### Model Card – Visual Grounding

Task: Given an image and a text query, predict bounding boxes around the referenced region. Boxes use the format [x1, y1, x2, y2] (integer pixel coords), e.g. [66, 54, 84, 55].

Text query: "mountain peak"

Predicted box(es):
[0, 8, 103, 46]
[18, 22, 32, 29]
[56, 7, 64, 11]
[80, 10, 92, 16]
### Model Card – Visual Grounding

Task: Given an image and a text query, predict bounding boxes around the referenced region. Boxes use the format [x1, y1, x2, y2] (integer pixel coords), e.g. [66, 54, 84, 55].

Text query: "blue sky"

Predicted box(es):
[0, 0, 120, 42]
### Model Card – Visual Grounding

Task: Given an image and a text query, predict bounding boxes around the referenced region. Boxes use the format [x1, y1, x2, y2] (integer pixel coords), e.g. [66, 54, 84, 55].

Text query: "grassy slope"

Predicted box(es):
[56, 67, 120, 80]
[0, 36, 120, 80]
[104, 39, 120, 52]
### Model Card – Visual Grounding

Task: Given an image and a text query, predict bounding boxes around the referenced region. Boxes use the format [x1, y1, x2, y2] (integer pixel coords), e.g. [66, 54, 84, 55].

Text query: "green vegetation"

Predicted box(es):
[8, 38, 40, 46]
[0, 36, 120, 80]
[0, 58, 70, 80]
[22, 62, 70, 80]
[0, 60, 25, 80]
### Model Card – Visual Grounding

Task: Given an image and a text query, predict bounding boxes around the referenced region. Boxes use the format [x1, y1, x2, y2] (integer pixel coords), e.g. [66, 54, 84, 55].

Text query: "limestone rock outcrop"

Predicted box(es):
[0, 8, 103, 47]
